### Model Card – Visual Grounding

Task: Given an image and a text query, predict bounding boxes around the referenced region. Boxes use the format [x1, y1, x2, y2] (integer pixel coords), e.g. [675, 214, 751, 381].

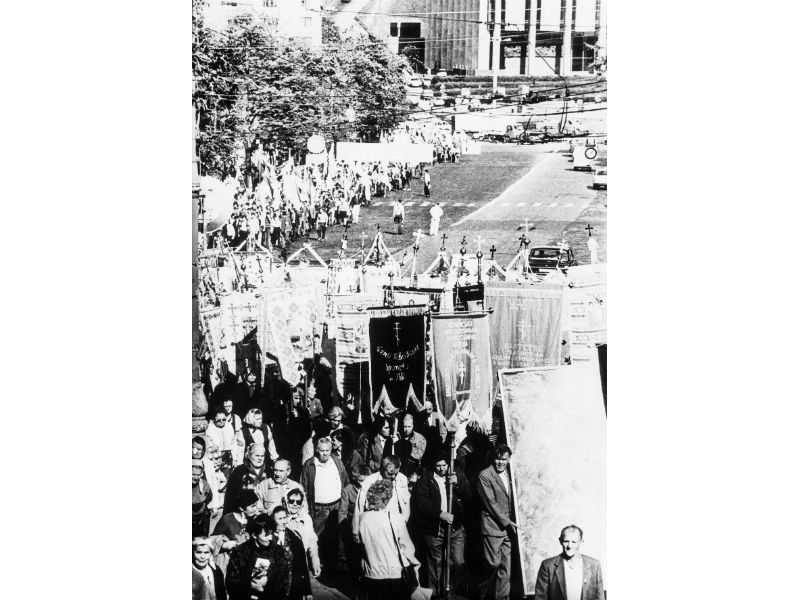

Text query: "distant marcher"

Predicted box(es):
[393, 199, 406, 235]
[423, 169, 432, 197]
[428, 202, 443, 236]
[532, 525, 604, 600]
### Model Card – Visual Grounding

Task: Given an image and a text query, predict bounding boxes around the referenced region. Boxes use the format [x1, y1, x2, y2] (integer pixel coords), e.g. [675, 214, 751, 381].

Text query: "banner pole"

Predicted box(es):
[443, 431, 455, 599]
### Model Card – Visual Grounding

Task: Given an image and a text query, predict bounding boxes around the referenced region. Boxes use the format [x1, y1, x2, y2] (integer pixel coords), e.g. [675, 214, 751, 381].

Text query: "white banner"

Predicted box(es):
[336, 142, 434, 164]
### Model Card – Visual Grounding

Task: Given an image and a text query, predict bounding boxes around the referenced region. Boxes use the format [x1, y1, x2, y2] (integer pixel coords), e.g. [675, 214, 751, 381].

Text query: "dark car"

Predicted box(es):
[528, 246, 576, 273]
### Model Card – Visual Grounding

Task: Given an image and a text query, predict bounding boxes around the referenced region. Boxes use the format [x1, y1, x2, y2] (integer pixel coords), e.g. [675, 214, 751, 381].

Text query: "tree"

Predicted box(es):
[192, 14, 411, 179]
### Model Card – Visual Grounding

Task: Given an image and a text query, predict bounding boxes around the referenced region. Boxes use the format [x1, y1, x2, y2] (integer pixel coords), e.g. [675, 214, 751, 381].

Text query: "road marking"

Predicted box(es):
[405, 202, 415, 207]
[420, 201, 430, 207]
[549, 202, 558, 207]
[533, 202, 542, 207]
[372, 201, 383, 206]
[453, 202, 464, 207]
[468, 202, 476, 207]
[564, 203, 574, 207]
[438, 202, 447, 206]
[516, 202, 526, 207]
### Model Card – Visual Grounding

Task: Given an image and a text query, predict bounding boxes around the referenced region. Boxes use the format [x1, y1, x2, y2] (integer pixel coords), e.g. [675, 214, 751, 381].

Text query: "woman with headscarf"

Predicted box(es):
[236, 409, 279, 468]
[193, 537, 227, 600]
[226, 513, 292, 600]
[359, 479, 423, 600]
[193, 458, 214, 537]
[223, 443, 270, 514]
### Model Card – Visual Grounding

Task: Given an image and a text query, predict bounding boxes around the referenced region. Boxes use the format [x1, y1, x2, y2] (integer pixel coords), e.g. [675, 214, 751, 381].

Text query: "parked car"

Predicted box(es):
[593, 168, 607, 190]
[528, 246, 576, 273]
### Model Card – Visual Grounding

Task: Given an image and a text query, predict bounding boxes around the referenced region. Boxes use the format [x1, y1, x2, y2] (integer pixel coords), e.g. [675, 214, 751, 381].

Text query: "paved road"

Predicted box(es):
[406, 142, 607, 270]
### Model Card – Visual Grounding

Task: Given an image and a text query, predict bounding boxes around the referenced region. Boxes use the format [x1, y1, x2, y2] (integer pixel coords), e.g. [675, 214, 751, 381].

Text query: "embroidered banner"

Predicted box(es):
[431, 313, 493, 432]
[367, 306, 427, 414]
[563, 264, 606, 363]
[499, 362, 606, 595]
[199, 307, 224, 367]
[262, 285, 320, 386]
[485, 281, 565, 382]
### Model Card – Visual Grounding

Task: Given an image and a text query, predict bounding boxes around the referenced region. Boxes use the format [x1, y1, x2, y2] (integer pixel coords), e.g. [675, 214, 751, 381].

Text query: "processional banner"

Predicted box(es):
[333, 293, 383, 396]
[563, 263, 606, 363]
[261, 285, 320, 386]
[368, 306, 427, 414]
[485, 281, 564, 382]
[499, 362, 607, 595]
[431, 313, 493, 431]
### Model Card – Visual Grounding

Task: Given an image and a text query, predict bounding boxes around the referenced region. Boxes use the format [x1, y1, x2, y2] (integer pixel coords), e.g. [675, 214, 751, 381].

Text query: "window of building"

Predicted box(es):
[304, 16, 312, 28]
[390, 23, 398, 37]
[263, 0, 275, 6]
[399, 23, 421, 40]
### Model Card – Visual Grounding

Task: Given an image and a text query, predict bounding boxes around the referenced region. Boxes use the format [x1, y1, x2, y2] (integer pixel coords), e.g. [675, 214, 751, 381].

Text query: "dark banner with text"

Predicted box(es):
[368, 306, 427, 415]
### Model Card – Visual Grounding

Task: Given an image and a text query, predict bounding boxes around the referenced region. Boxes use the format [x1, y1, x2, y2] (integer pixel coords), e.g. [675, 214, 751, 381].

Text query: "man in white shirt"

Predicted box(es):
[429, 202, 443, 236]
[533, 525, 604, 600]
[351, 456, 410, 543]
[299, 436, 348, 576]
[392, 199, 405, 234]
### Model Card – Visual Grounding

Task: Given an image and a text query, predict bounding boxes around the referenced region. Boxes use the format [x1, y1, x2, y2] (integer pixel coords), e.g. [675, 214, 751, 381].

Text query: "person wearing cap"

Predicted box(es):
[193, 537, 227, 600]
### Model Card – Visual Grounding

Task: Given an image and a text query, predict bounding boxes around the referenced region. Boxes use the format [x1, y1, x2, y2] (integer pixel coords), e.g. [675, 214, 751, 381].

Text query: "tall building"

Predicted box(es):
[203, 0, 323, 46]
[329, 0, 605, 75]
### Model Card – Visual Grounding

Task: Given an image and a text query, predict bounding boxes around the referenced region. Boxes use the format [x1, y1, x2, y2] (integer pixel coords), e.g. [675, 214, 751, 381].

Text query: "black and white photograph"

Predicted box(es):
[192, 2, 606, 599]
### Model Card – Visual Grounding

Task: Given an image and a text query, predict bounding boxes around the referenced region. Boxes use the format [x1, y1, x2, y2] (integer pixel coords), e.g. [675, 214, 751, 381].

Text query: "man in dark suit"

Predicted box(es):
[533, 525, 604, 600]
[411, 451, 472, 596]
[476, 443, 516, 600]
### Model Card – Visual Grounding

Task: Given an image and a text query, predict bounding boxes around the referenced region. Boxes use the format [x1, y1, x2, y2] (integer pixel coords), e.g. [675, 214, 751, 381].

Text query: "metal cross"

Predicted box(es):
[490, 244, 496, 260]
[392, 320, 402, 344]
[440, 233, 448, 252]
[585, 223, 594, 237]
[520, 218, 534, 233]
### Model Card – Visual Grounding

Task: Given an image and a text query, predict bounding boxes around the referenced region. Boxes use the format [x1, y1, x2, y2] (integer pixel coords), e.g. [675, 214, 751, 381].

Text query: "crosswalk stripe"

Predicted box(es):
[468, 202, 476, 207]
[420, 201, 430, 207]
[372, 201, 383, 206]
[453, 202, 464, 207]
[533, 202, 542, 207]
[405, 202, 415, 207]
[516, 202, 526, 207]
[438, 202, 447, 206]
[549, 202, 558, 207]
[565, 203, 574, 207]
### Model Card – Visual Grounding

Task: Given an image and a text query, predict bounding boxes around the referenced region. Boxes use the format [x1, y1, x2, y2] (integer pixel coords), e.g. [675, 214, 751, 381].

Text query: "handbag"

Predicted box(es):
[388, 513, 418, 594]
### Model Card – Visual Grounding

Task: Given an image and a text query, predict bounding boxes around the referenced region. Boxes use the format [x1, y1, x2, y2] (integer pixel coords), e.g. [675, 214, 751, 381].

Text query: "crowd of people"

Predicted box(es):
[208, 125, 468, 253]
[192, 367, 603, 600]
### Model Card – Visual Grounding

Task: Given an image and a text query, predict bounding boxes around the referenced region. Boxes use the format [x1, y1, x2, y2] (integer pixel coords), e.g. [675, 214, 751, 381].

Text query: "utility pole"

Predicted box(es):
[562, 0, 574, 76]
[491, 0, 502, 94]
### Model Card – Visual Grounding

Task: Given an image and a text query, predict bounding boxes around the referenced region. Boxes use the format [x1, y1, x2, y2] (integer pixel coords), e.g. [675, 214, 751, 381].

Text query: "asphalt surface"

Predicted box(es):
[404, 141, 607, 271]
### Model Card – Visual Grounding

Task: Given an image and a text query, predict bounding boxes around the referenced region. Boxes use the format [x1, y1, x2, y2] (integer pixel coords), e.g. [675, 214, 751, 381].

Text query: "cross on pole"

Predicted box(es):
[392, 320, 402, 344]
[440, 233, 448, 252]
[585, 223, 594, 237]
[490, 244, 496, 260]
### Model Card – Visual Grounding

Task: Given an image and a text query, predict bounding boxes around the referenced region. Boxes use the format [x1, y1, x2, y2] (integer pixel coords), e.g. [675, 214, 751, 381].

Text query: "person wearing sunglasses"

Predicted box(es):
[283, 488, 321, 580]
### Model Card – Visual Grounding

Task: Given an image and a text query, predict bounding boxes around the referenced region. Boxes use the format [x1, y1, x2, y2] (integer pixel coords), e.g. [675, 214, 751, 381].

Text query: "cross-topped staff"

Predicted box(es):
[387, 270, 395, 307]
[490, 244, 496, 260]
[440, 233, 448, 252]
[585, 223, 594, 237]
[475, 236, 485, 284]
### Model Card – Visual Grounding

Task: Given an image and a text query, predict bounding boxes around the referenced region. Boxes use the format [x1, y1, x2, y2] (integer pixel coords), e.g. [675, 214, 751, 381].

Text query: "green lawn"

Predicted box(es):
[283, 145, 539, 263]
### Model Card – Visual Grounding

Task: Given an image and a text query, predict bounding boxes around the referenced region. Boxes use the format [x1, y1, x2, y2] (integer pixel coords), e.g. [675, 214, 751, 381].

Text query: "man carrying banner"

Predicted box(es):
[477, 443, 517, 600]
[429, 202, 443, 236]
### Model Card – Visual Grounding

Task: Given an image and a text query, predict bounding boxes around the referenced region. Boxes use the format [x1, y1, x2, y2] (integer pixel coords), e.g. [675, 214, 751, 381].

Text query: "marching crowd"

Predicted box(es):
[209, 125, 468, 253]
[192, 370, 604, 600]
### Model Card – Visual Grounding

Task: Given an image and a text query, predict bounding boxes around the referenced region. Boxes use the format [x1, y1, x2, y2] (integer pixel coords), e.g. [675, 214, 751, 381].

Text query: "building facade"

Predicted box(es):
[203, 0, 323, 46]
[332, 0, 605, 75]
